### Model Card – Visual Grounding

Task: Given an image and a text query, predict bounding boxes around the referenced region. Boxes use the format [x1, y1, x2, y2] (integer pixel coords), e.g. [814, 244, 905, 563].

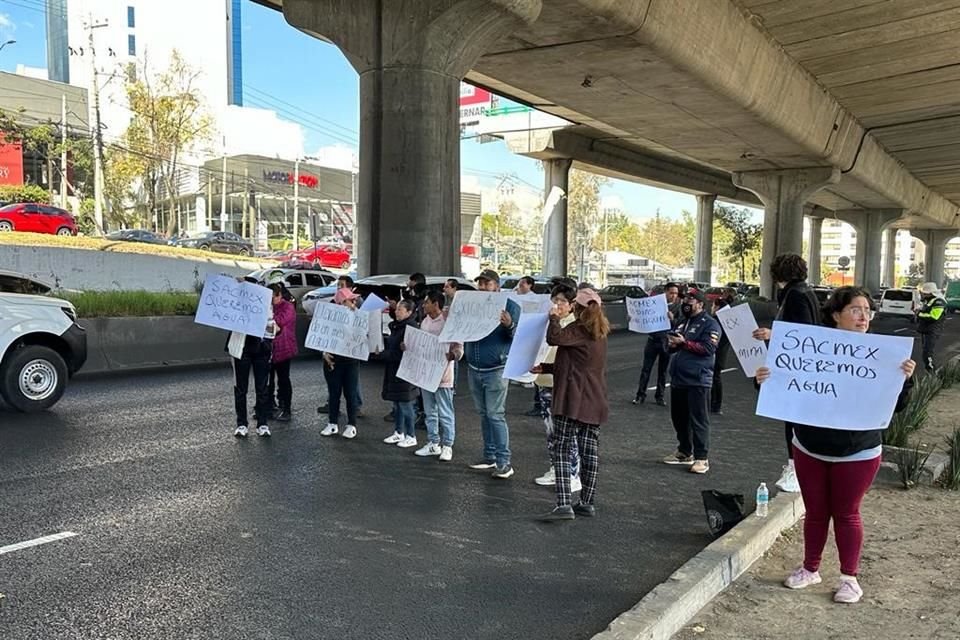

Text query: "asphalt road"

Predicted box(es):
[2, 314, 957, 640]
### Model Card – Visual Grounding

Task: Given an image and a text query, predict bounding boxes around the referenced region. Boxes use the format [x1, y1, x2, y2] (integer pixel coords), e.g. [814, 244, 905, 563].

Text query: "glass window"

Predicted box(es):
[304, 274, 327, 287]
[286, 274, 305, 287]
[127, 6, 135, 28]
[128, 34, 136, 56]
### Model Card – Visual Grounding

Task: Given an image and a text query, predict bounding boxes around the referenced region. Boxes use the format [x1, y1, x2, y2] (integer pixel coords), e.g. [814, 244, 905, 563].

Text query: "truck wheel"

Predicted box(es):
[1, 345, 69, 412]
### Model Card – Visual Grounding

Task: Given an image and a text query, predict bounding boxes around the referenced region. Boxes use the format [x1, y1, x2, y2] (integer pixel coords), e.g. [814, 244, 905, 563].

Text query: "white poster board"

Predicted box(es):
[195, 274, 272, 337]
[304, 303, 371, 361]
[397, 326, 449, 393]
[366, 310, 384, 354]
[716, 303, 767, 377]
[360, 293, 388, 313]
[503, 313, 550, 381]
[756, 321, 913, 430]
[626, 294, 670, 333]
[509, 292, 552, 315]
[438, 291, 508, 343]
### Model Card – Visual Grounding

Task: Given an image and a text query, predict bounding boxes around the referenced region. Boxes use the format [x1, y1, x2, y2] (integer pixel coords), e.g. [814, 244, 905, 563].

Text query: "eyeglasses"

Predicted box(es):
[844, 307, 875, 320]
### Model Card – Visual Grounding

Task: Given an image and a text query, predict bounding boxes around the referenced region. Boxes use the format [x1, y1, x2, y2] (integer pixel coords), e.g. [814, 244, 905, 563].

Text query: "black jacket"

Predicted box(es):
[668, 311, 721, 388]
[381, 316, 420, 403]
[776, 280, 820, 325]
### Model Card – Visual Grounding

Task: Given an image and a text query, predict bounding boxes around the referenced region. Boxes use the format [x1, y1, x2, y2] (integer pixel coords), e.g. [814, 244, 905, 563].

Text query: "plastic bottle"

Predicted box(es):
[756, 482, 769, 518]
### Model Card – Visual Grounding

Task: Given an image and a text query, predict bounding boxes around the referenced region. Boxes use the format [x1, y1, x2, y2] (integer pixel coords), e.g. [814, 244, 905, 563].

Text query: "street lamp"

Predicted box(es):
[0, 40, 16, 52]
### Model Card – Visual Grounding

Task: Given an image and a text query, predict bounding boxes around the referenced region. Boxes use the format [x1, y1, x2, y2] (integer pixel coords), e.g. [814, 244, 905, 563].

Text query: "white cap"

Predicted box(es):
[919, 282, 940, 295]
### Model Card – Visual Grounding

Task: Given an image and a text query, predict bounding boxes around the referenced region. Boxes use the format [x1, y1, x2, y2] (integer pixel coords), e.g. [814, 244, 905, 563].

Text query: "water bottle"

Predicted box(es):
[756, 482, 769, 518]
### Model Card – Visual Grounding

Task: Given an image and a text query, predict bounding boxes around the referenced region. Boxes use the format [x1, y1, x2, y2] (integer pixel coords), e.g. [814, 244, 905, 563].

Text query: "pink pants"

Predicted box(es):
[793, 446, 880, 577]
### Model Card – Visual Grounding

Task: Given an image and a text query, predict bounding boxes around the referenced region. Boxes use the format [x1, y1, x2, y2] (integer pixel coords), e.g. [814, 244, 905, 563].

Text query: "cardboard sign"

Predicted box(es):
[366, 310, 384, 354]
[195, 274, 272, 337]
[509, 292, 552, 315]
[626, 294, 670, 333]
[716, 303, 767, 377]
[304, 303, 371, 361]
[359, 293, 388, 313]
[438, 291, 508, 343]
[503, 313, 550, 381]
[397, 326, 449, 393]
[756, 321, 913, 430]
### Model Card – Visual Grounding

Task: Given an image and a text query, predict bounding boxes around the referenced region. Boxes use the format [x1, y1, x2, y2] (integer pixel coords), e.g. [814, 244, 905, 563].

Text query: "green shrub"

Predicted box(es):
[57, 290, 199, 318]
[896, 441, 933, 490]
[937, 359, 960, 390]
[0, 184, 51, 204]
[884, 373, 943, 447]
[944, 427, 960, 491]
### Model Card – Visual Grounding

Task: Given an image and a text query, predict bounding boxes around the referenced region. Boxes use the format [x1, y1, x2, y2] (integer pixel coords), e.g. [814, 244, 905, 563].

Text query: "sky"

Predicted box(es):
[0, 0, 750, 223]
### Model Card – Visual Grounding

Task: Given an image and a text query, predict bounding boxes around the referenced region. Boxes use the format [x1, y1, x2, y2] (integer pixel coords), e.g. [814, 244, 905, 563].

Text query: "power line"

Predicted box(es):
[243, 83, 358, 138]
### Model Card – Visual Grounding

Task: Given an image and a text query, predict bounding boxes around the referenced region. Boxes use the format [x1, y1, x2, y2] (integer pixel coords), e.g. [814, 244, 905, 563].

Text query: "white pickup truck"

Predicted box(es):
[0, 271, 87, 412]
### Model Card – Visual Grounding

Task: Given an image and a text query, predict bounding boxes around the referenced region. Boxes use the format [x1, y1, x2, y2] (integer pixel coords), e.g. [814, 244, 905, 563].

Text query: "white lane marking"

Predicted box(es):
[894, 328, 911, 333]
[0, 531, 78, 556]
[647, 367, 738, 391]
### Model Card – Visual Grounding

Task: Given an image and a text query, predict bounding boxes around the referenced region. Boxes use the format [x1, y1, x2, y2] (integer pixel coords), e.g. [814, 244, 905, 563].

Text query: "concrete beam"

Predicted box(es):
[835, 209, 903, 294]
[807, 215, 824, 286]
[694, 194, 716, 284]
[911, 229, 957, 287]
[542, 157, 572, 278]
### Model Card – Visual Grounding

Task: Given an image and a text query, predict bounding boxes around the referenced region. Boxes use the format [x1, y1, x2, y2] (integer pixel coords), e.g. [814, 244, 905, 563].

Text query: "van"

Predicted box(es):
[878, 288, 916, 318]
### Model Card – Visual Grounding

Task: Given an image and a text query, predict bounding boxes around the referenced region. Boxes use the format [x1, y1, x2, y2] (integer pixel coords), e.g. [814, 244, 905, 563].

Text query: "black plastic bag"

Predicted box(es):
[701, 490, 745, 538]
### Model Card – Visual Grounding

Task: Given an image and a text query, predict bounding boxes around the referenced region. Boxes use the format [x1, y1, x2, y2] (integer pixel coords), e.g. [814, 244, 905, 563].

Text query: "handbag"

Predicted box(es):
[701, 490, 745, 538]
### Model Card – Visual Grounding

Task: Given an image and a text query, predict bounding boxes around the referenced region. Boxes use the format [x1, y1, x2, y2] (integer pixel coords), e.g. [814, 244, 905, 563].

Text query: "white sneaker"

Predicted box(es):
[320, 423, 338, 437]
[776, 463, 800, 493]
[397, 435, 418, 449]
[256, 425, 271, 437]
[415, 443, 442, 457]
[534, 466, 556, 486]
[571, 475, 582, 493]
[234, 425, 248, 438]
[784, 567, 822, 590]
[439, 446, 453, 462]
[342, 425, 358, 439]
[383, 432, 403, 444]
[833, 576, 863, 604]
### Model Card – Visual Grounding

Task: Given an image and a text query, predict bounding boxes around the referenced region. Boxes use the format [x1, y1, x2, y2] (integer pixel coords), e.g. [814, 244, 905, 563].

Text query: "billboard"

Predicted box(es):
[460, 83, 494, 139]
[0, 135, 24, 186]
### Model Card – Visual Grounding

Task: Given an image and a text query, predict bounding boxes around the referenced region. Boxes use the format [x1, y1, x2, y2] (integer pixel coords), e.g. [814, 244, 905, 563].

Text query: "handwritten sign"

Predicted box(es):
[397, 326, 449, 393]
[438, 291, 507, 343]
[195, 274, 272, 337]
[360, 293, 388, 313]
[509, 292, 552, 315]
[304, 303, 370, 361]
[626, 294, 670, 333]
[716, 303, 766, 377]
[756, 321, 913, 430]
[503, 313, 550, 381]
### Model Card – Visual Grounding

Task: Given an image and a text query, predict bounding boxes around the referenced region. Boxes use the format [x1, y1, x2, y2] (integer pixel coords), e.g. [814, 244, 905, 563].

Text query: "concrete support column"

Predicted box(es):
[913, 229, 955, 287]
[283, 0, 542, 276]
[732, 168, 840, 297]
[694, 194, 716, 284]
[542, 158, 572, 277]
[883, 229, 898, 288]
[835, 209, 903, 294]
[807, 215, 823, 285]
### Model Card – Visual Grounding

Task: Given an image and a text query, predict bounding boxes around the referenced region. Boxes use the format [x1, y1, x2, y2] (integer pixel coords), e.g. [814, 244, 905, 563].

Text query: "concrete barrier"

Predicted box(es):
[0, 245, 275, 292]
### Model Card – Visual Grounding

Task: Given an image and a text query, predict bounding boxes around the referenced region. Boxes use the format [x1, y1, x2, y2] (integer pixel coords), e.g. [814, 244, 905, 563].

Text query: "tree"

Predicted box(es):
[123, 52, 213, 236]
[566, 169, 608, 269]
[714, 204, 763, 282]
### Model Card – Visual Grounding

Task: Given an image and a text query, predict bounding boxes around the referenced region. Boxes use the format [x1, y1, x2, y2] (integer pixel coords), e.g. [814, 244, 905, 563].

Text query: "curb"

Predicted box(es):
[592, 492, 805, 640]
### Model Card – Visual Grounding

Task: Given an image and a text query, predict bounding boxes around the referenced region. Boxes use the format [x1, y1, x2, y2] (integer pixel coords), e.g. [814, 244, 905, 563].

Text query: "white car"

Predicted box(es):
[247, 267, 337, 306]
[0, 271, 87, 412]
[878, 288, 917, 318]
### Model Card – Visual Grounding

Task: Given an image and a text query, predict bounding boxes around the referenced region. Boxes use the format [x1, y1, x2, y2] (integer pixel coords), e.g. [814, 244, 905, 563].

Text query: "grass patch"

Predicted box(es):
[937, 359, 960, 390]
[58, 290, 199, 317]
[944, 427, 960, 491]
[884, 373, 944, 447]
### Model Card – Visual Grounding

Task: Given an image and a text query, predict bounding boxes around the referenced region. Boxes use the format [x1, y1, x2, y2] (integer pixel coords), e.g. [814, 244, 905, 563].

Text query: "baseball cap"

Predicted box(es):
[575, 287, 602, 307]
[474, 269, 500, 283]
[684, 289, 707, 303]
[333, 287, 360, 304]
[919, 282, 939, 295]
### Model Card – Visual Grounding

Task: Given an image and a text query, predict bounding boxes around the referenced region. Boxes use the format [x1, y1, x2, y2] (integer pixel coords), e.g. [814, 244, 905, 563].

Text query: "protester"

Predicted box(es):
[634, 282, 681, 406]
[515, 275, 535, 296]
[710, 290, 735, 415]
[663, 290, 720, 474]
[380, 300, 421, 448]
[229, 277, 275, 438]
[317, 275, 361, 417]
[268, 281, 297, 422]
[537, 287, 609, 521]
[466, 269, 521, 479]
[442, 278, 459, 311]
[916, 282, 947, 371]
[319, 288, 363, 439]
[533, 284, 581, 494]
[755, 286, 915, 604]
[752, 253, 822, 492]
[406, 272, 427, 322]
[415, 291, 462, 461]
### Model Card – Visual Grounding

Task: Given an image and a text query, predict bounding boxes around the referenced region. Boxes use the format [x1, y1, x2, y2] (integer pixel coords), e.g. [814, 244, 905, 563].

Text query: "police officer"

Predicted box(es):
[663, 290, 720, 474]
[633, 282, 682, 406]
[916, 282, 947, 371]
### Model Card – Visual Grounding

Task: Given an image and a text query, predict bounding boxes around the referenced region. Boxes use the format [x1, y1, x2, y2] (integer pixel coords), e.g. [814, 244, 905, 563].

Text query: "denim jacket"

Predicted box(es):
[465, 299, 520, 371]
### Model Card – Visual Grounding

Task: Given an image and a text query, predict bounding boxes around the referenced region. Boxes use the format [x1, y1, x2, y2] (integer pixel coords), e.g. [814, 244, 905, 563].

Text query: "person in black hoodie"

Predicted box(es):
[752, 253, 822, 493]
[755, 286, 915, 605]
[380, 299, 421, 449]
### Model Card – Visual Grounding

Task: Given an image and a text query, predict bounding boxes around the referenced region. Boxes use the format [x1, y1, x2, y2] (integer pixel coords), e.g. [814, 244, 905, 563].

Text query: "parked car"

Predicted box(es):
[598, 284, 647, 303]
[945, 280, 960, 314]
[501, 276, 554, 294]
[878, 288, 916, 318]
[743, 285, 765, 300]
[106, 228, 166, 245]
[303, 274, 476, 315]
[247, 267, 337, 306]
[288, 244, 352, 269]
[267, 234, 313, 252]
[172, 231, 254, 256]
[0, 202, 78, 236]
[0, 271, 87, 412]
[705, 286, 738, 306]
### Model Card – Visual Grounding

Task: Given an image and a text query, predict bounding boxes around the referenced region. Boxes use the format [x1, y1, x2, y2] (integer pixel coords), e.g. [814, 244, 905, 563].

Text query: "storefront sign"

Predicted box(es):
[262, 170, 318, 189]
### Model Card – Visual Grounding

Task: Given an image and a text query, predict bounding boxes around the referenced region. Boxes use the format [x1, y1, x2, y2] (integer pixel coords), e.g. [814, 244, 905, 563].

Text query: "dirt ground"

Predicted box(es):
[674, 390, 960, 640]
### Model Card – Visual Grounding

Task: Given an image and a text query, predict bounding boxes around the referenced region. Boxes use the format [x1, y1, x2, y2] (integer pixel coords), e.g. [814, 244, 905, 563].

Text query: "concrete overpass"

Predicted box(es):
[255, 0, 960, 292]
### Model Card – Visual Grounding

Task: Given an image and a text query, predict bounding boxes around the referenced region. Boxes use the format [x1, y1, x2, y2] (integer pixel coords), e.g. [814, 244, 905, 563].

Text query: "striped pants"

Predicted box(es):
[552, 415, 600, 508]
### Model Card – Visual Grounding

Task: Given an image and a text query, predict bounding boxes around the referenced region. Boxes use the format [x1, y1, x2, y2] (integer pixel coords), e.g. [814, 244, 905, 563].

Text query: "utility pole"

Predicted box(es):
[60, 94, 68, 208]
[219, 137, 227, 230]
[292, 158, 300, 251]
[242, 167, 249, 239]
[86, 14, 108, 234]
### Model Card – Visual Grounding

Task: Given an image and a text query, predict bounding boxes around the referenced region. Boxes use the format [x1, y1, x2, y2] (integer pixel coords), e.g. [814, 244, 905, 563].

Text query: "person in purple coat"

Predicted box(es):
[268, 282, 298, 422]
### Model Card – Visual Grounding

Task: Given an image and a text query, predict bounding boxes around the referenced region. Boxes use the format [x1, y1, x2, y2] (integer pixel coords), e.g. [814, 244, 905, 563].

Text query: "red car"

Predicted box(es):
[0, 203, 78, 236]
[289, 244, 352, 269]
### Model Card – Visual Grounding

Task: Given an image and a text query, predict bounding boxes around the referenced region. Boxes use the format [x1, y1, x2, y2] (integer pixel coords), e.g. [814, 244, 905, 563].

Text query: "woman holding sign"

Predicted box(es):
[755, 286, 915, 604]
[320, 289, 364, 440]
[381, 300, 421, 449]
[536, 288, 610, 522]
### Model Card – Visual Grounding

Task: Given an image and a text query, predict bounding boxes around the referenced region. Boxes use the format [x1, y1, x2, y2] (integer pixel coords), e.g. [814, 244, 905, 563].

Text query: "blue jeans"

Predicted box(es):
[393, 400, 416, 438]
[468, 367, 510, 467]
[423, 387, 455, 446]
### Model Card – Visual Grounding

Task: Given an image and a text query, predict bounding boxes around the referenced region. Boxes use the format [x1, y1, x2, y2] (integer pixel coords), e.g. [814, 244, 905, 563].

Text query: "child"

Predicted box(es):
[381, 300, 420, 449]
[414, 290, 462, 461]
